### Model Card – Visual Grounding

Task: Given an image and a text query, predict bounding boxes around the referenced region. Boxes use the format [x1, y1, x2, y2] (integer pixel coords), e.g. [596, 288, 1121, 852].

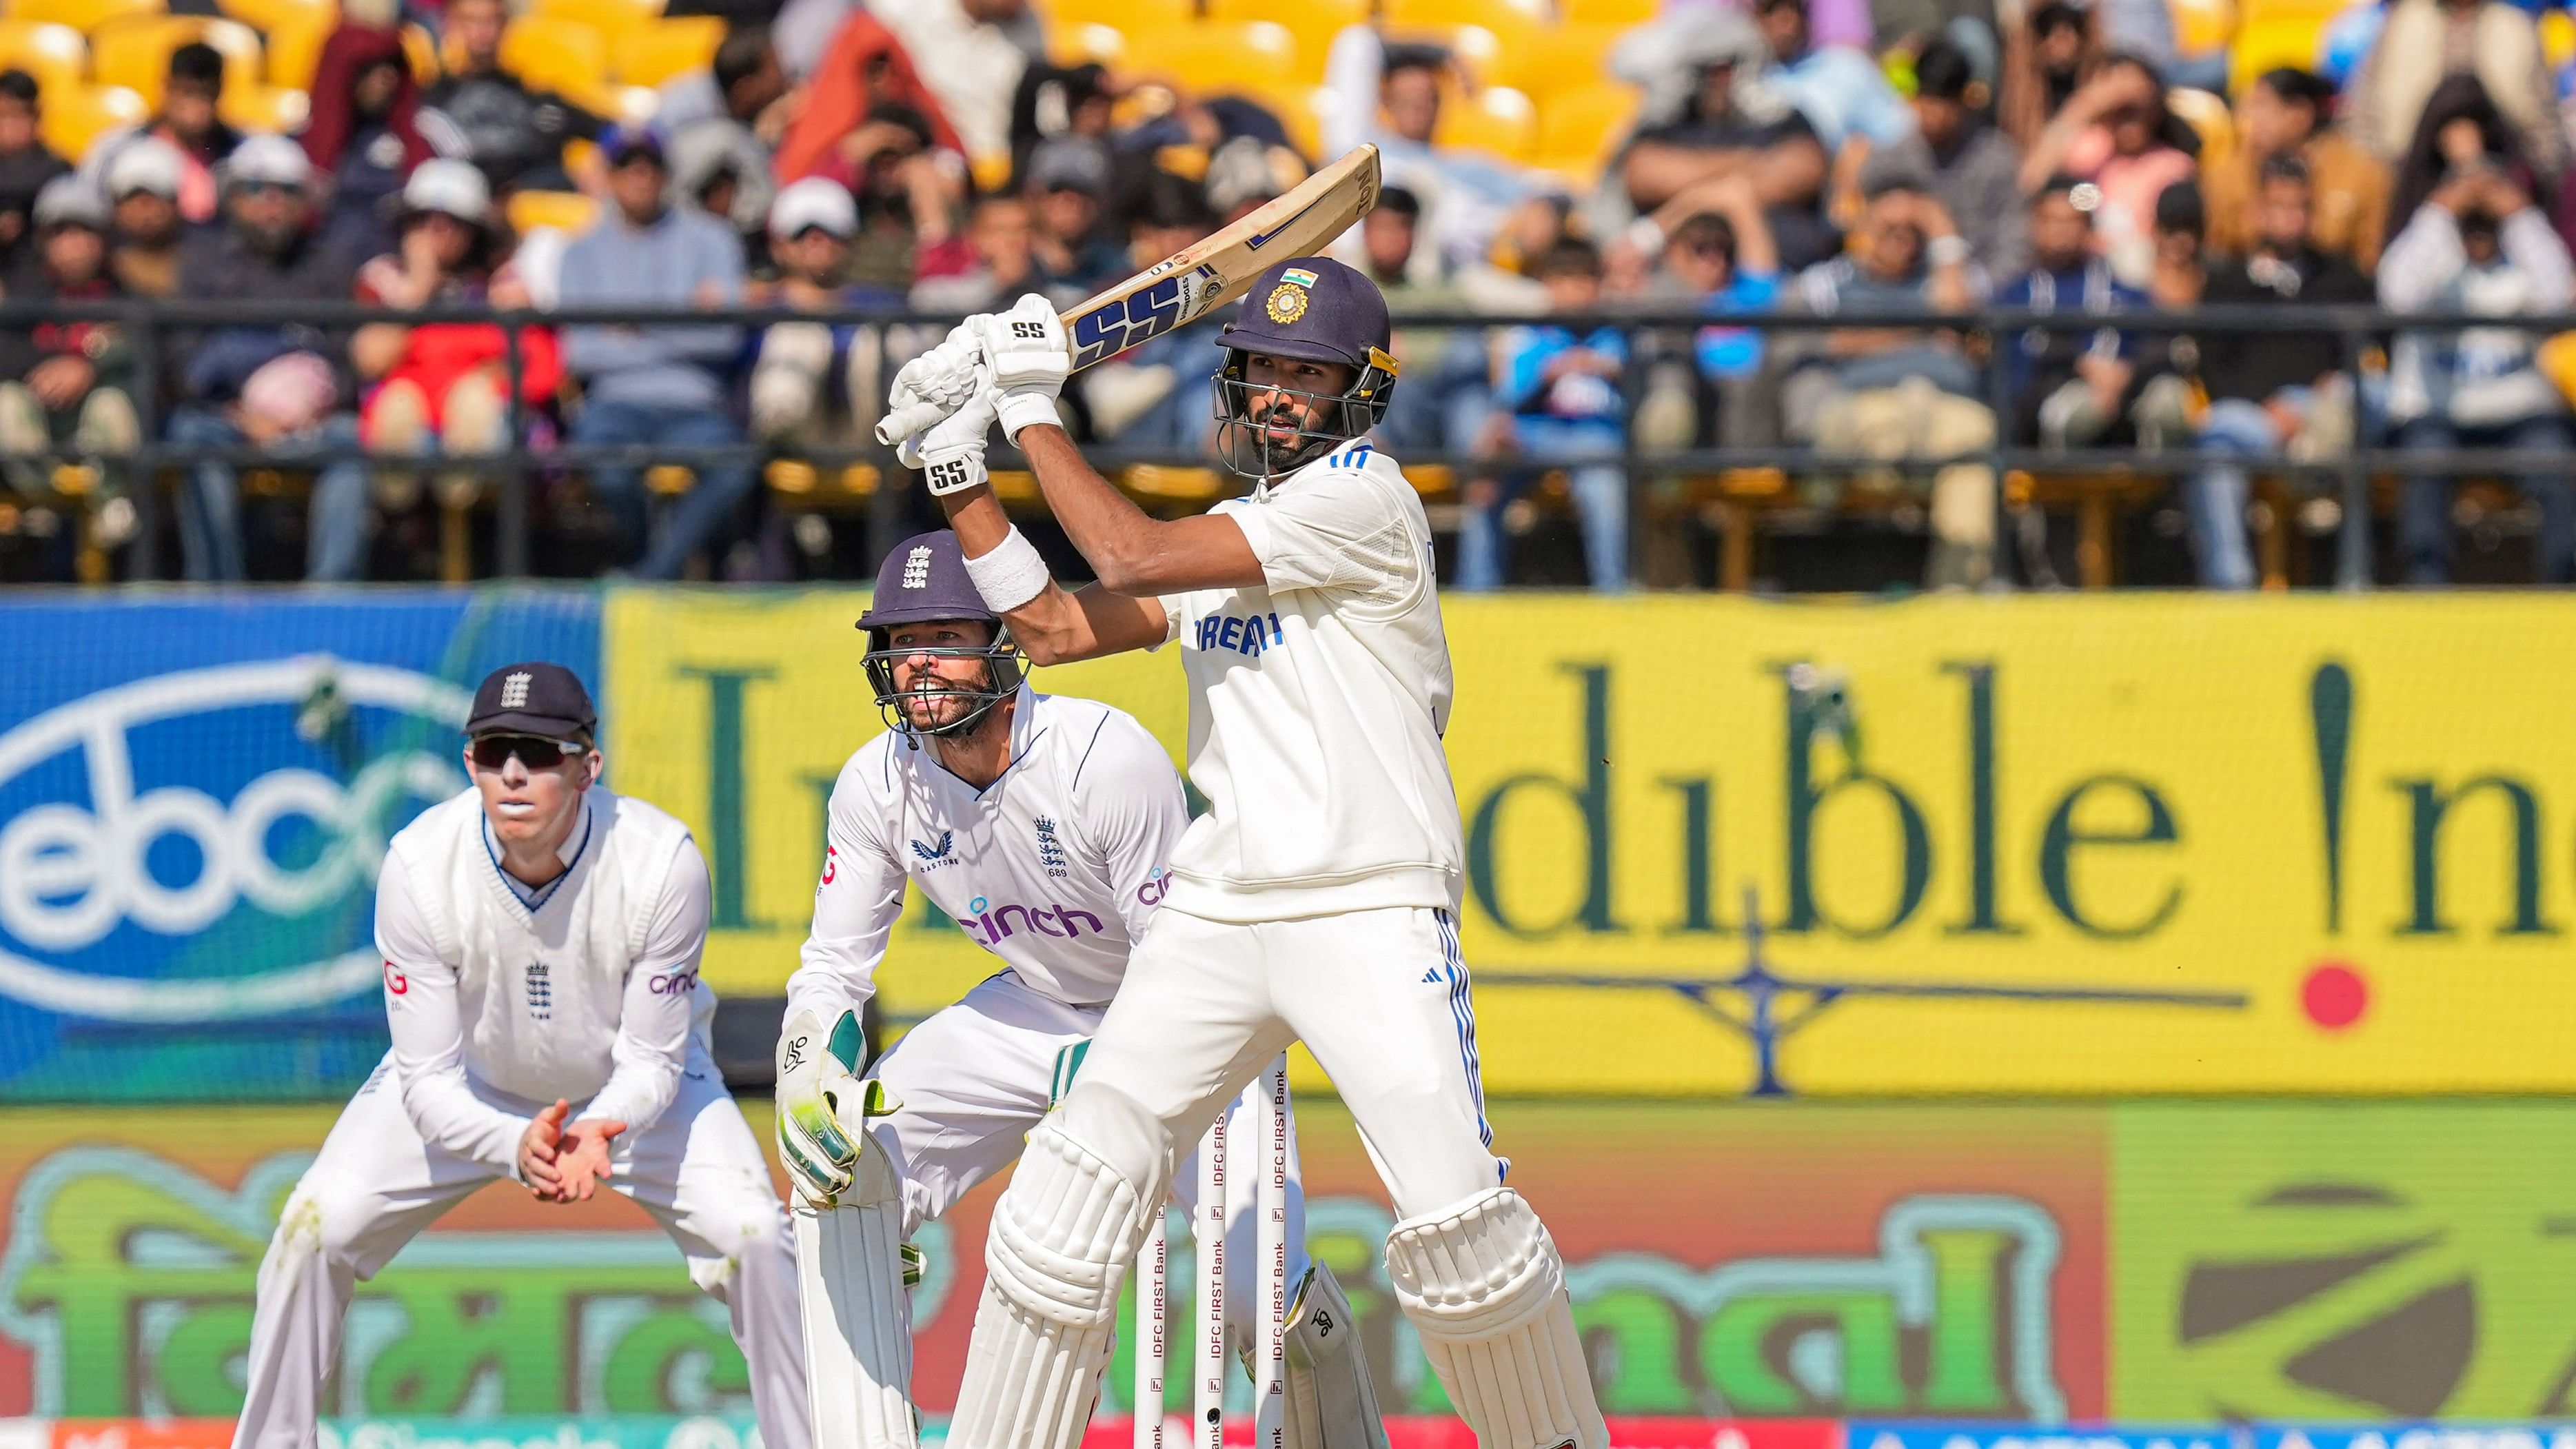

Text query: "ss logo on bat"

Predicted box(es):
[1070, 274, 1190, 369]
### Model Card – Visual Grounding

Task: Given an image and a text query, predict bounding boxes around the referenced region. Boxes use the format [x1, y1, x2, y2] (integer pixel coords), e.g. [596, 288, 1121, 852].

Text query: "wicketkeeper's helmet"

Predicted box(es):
[855, 530, 1024, 742]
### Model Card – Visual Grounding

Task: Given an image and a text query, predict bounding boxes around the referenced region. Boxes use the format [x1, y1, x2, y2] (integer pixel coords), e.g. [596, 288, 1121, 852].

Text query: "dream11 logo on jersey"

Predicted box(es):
[0, 657, 472, 1025]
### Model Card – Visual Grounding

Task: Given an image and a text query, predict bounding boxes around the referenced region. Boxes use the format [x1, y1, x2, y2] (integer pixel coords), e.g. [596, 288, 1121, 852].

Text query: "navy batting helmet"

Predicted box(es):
[1208, 256, 1400, 480]
[855, 531, 1023, 741]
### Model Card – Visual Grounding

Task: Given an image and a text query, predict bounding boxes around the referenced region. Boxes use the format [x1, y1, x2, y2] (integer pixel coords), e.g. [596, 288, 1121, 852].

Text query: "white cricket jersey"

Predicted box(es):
[374, 786, 713, 1173]
[785, 685, 1189, 1023]
[1153, 439, 1463, 921]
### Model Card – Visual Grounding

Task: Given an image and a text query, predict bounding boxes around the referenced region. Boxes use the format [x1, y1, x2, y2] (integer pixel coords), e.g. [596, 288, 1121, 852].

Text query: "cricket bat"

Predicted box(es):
[875, 143, 1382, 445]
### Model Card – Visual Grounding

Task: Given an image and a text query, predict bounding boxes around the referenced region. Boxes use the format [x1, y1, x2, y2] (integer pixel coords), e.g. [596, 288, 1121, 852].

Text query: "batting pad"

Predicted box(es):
[946, 1121, 1146, 1449]
[795, 1144, 916, 1449]
[1284, 1261, 1391, 1449]
[1383, 1188, 1609, 1449]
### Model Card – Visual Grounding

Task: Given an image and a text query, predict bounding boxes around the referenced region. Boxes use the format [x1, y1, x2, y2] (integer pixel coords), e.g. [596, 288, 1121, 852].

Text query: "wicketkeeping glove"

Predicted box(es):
[774, 1006, 893, 1208]
[966, 294, 1071, 442]
[877, 323, 984, 445]
[896, 369, 1000, 496]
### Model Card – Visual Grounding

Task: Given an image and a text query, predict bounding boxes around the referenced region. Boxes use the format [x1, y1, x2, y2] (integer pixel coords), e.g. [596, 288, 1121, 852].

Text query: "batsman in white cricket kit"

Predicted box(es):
[775, 529, 1384, 1449]
[890, 258, 1611, 1446]
[229, 664, 809, 1449]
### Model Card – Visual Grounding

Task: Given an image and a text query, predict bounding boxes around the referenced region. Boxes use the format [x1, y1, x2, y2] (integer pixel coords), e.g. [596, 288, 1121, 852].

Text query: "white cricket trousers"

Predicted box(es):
[230, 1046, 808, 1449]
[1062, 904, 1499, 1221]
[866, 969, 1308, 1330]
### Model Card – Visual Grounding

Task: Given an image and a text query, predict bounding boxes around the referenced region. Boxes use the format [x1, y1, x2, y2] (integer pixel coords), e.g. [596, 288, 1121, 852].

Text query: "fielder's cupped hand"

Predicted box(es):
[967, 294, 1071, 442]
[520, 1098, 625, 1204]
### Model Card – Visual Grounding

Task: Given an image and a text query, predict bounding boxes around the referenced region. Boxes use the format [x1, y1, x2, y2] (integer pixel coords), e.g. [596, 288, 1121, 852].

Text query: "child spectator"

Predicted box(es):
[0, 179, 136, 503]
[1462, 236, 1630, 592]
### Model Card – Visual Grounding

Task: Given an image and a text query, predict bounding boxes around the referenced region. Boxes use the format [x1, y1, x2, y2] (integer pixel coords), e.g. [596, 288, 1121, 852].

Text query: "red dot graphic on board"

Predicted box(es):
[2302, 962, 2369, 1030]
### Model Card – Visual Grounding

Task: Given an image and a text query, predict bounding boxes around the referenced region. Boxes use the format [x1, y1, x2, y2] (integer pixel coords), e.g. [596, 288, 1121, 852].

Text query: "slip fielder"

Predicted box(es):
[775, 529, 1383, 1448]
[229, 664, 808, 1449]
[889, 258, 1610, 1446]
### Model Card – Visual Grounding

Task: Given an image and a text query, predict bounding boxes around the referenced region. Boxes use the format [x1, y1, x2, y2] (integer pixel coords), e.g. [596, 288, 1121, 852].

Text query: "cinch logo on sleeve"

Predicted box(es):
[956, 893, 1106, 947]
[1194, 613, 1284, 657]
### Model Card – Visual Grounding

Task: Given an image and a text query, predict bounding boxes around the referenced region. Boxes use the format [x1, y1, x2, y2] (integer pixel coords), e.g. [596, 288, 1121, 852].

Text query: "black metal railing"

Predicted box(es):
[2, 296, 2566, 588]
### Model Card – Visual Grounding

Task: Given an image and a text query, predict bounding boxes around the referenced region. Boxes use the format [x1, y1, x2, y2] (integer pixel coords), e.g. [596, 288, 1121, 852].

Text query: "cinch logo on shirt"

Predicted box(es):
[1193, 612, 1284, 656]
[649, 967, 700, 995]
[956, 893, 1106, 947]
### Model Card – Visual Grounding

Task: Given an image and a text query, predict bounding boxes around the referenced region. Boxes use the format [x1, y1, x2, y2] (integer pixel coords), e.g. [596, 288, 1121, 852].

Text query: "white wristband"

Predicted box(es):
[1926, 234, 1971, 268]
[962, 525, 1051, 614]
[997, 391, 1063, 443]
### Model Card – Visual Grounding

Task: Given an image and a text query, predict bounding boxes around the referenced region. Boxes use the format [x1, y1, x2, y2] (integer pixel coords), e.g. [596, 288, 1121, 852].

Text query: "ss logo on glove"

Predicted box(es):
[1011, 321, 1047, 339]
[929, 459, 970, 490]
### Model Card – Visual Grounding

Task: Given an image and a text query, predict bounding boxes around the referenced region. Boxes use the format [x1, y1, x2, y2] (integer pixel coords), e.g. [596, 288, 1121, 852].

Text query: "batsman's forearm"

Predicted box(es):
[1020, 424, 1164, 595]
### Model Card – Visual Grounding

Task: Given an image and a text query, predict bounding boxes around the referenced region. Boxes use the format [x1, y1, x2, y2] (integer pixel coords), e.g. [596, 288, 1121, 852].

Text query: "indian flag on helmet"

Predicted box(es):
[1281, 267, 1320, 287]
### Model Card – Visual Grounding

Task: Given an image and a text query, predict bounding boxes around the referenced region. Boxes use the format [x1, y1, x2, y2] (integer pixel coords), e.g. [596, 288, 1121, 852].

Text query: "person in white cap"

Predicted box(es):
[104, 136, 185, 297]
[0, 176, 139, 527]
[166, 132, 372, 582]
[352, 158, 558, 512]
[749, 176, 895, 451]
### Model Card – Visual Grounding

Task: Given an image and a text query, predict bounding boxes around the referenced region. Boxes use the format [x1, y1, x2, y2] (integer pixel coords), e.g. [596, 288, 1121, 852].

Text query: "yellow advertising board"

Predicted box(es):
[604, 590, 2576, 1096]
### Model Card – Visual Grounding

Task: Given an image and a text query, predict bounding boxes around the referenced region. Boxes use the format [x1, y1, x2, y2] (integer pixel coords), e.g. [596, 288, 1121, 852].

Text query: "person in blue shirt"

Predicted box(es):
[1459, 236, 1629, 591]
[1989, 174, 2195, 452]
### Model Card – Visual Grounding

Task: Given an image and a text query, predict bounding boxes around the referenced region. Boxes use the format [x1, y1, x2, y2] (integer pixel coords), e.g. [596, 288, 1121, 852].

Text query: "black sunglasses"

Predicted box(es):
[470, 733, 581, 770]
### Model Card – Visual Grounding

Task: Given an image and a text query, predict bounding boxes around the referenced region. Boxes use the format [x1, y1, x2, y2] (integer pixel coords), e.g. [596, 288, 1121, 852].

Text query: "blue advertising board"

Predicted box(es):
[0, 589, 600, 1102]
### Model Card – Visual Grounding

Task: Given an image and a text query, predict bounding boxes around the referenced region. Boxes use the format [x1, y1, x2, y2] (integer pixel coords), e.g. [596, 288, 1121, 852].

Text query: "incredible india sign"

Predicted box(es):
[603, 591, 2576, 1096]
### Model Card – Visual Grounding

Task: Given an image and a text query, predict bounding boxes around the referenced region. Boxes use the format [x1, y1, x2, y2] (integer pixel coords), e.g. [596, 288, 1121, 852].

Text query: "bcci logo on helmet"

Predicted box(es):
[0, 657, 471, 1022]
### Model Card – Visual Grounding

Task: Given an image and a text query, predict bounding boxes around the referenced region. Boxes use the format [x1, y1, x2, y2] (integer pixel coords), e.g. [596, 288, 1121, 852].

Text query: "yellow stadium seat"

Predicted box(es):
[2227, 11, 2329, 93]
[533, 0, 659, 36]
[216, 0, 334, 85]
[220, 79, 303, 130]
[1378, 21, 1514, 89]
[1119, 20, 1298, 99]
[2169, 0, 2234, 56]
[215, 0, 327, 39]
[1434, 83, 1535, 159]
[1562, 0, 1653, 21]
[0, 20, 86, 97]
[612, 14, 720, 85]
[1042, 0, 1188, 28]
[508, 188, 598, 234]
[39, 80, 138, 158]
[1533, 79, 1639, 174]
[1204, 0, 1363, 81]
[1517, 21, 1627, 99]
[1244, 80, 1328, 155]
[400, 17, 434, 77]
[1381, 0, 1547, 30]
[8, 0, 159, 35]
[92, 14, 261, 108]
[2547, 7, 2575, 68]
[498, 14, 607, 100]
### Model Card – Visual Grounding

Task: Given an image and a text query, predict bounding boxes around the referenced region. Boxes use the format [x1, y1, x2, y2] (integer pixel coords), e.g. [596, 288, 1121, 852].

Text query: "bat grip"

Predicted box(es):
[875, 398, 947, 447]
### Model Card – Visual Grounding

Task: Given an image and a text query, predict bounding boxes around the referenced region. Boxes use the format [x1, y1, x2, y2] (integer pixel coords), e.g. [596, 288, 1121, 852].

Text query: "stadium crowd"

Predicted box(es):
[0, 0, 2571, 588]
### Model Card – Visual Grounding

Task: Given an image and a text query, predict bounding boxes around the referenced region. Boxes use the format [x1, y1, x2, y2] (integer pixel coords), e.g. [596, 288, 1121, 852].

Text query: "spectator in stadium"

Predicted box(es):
[1354, 185, 1488, 459]
[2349, 0, 2561, 176]
[773, 6, 966, 185]
[2000, 0, 2103, 152]
[2385, 77, 2559, 256]
[352, 160, 559, 518]
[1319, 39, 1539, 276]
[660, 28, 789, 252]
[748, 178, 902, 451]
[910, 193, 1049, 310]
[1023, 136, 1126, 297]
[2204, 68, 2390, 272]
[2380, 159, 2576, 582]
[416, 0, 605, 194]
[105, 140, 184, 299]
[858, 0, 1040, 167]
[302, 20, 430, 259]
[1779, 178, 1997, 589]
[829, 105, 957, 291]
[1460, 236, 1630, 592]
[1856, 37, 2030, 281]
[1754, 0, 1911, 152]
[2018, 52, 2199, 285]
[165, 136, 372, 582]
[671, 126, 766, 265]
[2187, 156, 2373, 589]
[1004, 61, 1111, 192]
[1627, 174, 1781, 452]
[1994, 175, 2198, 452]
[81, 43, 243, 227]
[2147, 175, 2206, 309]
[0, 72, 69, 274]
[557, 125, 754, 581]
[0, 179, 136, 503]
[1206, 136, 1293, 227]
[1616, 14, 1836, 270]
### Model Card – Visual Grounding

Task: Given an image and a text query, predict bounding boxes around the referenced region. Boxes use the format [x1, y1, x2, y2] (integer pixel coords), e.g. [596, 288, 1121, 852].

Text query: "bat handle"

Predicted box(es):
[876, 399, 947, 447]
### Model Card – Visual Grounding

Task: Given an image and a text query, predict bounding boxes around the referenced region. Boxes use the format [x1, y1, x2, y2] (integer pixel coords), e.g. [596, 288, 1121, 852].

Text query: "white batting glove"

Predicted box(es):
[775, 1006, 891, 1208]
[878, 323, 984, 445]
[897, 370, 1000, 496]
[967, 294, 1071, 442]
